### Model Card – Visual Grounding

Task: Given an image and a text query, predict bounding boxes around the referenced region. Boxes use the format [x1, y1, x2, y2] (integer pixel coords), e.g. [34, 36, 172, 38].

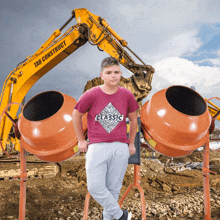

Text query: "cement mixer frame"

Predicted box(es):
[1, 90, 220, 220]
[0, 8, 220, 220]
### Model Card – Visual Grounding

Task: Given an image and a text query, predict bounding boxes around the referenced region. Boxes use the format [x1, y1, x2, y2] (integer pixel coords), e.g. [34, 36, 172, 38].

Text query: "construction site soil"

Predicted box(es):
[1, 147, 220, 220]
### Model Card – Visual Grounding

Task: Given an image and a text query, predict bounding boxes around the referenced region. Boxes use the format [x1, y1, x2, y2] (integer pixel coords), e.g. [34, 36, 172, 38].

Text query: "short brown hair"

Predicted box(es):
[101, 57, 119, 72]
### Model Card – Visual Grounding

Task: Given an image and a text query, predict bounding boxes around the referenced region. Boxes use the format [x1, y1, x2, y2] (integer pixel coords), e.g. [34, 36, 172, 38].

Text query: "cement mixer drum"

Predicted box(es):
[141, 85, 212, 157]
[18, 91, 87, 162]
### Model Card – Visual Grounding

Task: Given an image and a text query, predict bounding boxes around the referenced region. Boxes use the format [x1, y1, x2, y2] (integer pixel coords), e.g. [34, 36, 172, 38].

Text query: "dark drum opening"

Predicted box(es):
[23, 91, 64, 121]
[166, 86, 206, 116]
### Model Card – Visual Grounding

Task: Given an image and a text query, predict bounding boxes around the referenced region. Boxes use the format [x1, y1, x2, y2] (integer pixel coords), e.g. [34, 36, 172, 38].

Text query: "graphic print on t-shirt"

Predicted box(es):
[95, 102, 124, 133]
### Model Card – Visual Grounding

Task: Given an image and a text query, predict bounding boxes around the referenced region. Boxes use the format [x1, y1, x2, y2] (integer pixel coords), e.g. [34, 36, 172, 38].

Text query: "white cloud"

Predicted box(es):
[195, 58, 220, 67]
[147, 31, 202, 63]
[191, 48, 220, 67]
[153, 57, 220, 92]
[209, 59, 220, 67]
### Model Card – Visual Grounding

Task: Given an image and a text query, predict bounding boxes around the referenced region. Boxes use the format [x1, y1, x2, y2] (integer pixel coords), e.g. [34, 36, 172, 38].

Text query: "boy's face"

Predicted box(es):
[100, 65, 121, 87]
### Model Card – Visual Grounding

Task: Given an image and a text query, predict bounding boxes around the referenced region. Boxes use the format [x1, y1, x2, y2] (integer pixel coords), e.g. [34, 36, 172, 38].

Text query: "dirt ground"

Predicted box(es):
[1, 147, 220, 220]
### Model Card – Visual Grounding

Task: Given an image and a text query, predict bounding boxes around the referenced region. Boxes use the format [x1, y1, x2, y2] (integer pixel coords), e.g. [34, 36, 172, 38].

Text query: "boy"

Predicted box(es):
[72, 57, 139, 220]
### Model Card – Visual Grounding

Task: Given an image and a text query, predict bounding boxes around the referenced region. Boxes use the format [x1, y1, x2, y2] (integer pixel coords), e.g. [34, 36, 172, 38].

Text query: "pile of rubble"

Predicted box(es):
[0, 148, 220, 219]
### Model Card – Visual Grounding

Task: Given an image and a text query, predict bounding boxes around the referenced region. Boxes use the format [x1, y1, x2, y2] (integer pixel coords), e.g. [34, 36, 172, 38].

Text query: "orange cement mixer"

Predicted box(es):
[141, 85, 212, 157]
[18, 91, 87, 162]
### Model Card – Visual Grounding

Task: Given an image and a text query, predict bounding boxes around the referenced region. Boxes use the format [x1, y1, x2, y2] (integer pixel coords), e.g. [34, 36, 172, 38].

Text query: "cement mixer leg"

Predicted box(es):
[203, 141, 212, 220]
[19, 146, 27, 220]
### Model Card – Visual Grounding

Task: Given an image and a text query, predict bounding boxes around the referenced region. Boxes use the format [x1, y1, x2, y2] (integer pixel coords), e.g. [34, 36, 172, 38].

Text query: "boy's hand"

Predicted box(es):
[128, 143, 136, 156]
[78, 140, 88, 153]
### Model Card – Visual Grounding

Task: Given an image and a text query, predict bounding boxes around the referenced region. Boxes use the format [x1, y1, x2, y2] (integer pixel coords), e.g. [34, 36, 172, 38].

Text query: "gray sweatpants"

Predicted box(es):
[85, 142, 130, 220]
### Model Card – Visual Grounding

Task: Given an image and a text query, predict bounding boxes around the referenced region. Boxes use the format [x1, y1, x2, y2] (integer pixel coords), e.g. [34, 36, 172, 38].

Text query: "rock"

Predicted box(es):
[173, 190, 178, 195]
[187, 213, 194, 218]
[134, 193, 140, 198]
[145, 160, 165, 174]
[162, 184, 171, 192]
[150, 181, 157, 188]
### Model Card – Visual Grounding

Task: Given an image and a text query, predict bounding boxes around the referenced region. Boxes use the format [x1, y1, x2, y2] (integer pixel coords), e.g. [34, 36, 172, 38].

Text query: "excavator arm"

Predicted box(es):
[0, 8, 155, 153]
[205, 98, 220, 121]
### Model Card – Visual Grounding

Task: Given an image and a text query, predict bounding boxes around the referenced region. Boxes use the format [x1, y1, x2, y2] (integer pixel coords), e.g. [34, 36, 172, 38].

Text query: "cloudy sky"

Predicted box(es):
[1, 0, 220, 126]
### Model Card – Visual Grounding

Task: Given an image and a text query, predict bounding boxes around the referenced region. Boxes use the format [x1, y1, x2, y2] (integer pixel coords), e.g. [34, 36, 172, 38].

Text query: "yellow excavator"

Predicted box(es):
[205, 99, 220, 121]
[0, 8, 155, 154]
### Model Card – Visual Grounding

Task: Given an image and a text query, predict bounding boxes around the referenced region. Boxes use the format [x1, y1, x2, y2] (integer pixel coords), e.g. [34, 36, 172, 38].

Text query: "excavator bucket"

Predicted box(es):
[141, 85, 212, 157]
[18, 91, 87, 162]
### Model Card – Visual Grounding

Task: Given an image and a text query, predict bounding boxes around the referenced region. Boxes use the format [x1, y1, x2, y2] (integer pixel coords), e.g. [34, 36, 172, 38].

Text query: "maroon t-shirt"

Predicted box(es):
[74, 86, 139, 145]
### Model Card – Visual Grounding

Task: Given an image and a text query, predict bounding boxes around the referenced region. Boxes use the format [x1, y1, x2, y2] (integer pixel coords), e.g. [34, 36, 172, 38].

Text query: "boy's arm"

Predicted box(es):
[128, 111, 138, 155]
[128, 111, 138, 144]
[72, 109, 88, 152]
[72, 109, 85, 141]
